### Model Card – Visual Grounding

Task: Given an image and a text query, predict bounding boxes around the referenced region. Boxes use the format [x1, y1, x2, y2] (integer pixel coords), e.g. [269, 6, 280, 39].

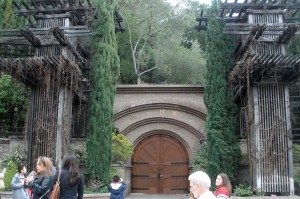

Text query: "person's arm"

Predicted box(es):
[77, 174, 84, 199]
[11, 176, 23, 190]
[28, 175, 52, 195]
[50, 171, 59, 191]
[120, 182, 127, 192]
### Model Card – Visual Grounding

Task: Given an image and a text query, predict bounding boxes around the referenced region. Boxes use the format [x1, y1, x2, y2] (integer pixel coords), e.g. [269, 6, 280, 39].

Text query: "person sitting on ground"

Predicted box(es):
[108, 175, 127, 199]
[188, 171, 216, 199]
[11, 164, 30, 199]
[214, 173, 232, 199]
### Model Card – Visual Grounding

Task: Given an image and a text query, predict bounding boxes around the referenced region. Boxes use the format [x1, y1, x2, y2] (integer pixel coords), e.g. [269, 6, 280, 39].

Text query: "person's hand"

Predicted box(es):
[25, 177, 32, 185]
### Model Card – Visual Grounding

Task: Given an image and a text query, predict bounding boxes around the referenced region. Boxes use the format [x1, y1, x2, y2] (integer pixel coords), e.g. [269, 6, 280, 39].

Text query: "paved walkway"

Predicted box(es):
[126, 193, 191, 199]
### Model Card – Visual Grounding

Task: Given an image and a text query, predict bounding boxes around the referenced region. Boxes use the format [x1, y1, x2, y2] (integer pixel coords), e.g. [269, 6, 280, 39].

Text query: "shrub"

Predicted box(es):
[71, 132, 133, 165]
[192, 145, 208, 171]
[3, 161, 17, 191]
[234, 184, 253, 196]
[1, 146, 26, 191]
[233, 183, 265, 197]
[109, 167, 120, 181]
[293, 144, 300, 162]
[70, 144, 87, 164]
[111, 132, 133, 165]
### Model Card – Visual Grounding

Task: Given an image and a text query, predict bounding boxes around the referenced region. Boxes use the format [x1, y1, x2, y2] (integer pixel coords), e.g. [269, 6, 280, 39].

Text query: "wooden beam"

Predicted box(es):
[20, 29, 42, 47]
[15, 7, 96, 16]
[221, 2, 300, 9]
[277, 25, 297, 43]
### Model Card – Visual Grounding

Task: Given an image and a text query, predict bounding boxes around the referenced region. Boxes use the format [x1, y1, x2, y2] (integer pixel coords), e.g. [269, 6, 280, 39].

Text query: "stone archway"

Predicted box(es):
[113, 85, 206, 194]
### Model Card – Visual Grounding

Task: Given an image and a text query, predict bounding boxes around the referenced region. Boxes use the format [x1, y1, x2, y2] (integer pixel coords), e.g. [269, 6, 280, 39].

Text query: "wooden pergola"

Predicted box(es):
[196, 0, 300, 194]
[0, 0, 123, 169]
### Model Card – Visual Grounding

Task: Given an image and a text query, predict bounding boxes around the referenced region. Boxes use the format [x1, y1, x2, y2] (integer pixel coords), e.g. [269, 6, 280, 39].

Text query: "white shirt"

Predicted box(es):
[199, 191, 217, 199]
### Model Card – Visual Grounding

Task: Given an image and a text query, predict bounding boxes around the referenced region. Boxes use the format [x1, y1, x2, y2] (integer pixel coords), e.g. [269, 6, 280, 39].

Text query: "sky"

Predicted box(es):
[166, 0, 212, 7]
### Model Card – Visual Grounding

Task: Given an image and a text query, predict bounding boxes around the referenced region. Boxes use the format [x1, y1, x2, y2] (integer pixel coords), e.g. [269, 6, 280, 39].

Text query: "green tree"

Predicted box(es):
[0, 0, 28, 133]
[203, 0, 241, 183]
[0, 74, 28, 132]
[117, 0, 206, 84]
[0, 0, 26, 29]
[86, 0, 120, 183]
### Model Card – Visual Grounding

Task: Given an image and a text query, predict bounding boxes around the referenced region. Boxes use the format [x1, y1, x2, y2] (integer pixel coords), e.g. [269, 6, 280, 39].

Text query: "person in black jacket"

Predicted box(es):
[51, 155, 84, 199]
[108, 175, 127, 199]
[25, 156, 54, 199]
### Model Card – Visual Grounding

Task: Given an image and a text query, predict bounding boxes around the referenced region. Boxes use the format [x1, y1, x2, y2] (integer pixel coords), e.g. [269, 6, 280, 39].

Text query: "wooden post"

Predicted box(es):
[253, 85, 261, 190]
[284, 85, 294, 195]
[56, 87, 64, 164]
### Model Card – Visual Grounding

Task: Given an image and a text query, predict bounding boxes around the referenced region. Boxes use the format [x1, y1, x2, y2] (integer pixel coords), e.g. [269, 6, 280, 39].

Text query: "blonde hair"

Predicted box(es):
[37, 156, 54, 177]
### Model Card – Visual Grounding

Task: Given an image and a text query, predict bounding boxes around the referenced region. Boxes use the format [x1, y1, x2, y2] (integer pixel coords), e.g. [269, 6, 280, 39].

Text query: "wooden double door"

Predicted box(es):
[131, 135, 189, 193]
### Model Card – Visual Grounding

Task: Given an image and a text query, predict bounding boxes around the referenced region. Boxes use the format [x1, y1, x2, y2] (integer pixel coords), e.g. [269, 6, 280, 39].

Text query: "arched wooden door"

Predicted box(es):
[131, 135, 189, 194]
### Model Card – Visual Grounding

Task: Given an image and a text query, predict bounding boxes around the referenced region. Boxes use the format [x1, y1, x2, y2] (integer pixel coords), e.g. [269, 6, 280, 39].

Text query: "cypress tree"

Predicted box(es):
[204, 0, 241, 183]
[0, 0, 26, 29]
[3, 0, 17, 29]
[86, 0, 120, 183]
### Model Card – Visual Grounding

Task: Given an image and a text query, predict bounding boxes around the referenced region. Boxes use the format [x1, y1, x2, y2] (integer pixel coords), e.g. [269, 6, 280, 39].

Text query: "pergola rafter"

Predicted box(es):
[0, 0, 124, 169]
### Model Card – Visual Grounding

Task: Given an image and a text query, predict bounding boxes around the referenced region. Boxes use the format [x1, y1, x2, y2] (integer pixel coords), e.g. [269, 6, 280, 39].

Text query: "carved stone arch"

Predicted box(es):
[121, 117, 204, 140]
[114, 103, 207, 121]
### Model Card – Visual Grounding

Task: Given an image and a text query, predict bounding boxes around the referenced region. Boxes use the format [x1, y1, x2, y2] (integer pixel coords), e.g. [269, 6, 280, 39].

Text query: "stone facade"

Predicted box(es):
[114, 85, 206, 163]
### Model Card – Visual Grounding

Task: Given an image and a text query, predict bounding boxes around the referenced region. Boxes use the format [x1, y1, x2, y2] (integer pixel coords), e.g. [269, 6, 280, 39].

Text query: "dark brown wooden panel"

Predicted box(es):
[131, 135, 189, 194]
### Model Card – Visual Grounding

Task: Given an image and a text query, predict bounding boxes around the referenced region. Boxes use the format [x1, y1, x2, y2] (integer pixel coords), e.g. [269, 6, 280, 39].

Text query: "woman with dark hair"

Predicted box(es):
[25, 156, 54, 199]
[51, 155, 84, 199]
[214, 173, 232, 199]
[11, 164, 30, 199]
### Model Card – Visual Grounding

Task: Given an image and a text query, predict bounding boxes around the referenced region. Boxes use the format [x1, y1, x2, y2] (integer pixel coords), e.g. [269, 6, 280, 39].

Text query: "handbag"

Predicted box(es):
[48, 170, 61, 199]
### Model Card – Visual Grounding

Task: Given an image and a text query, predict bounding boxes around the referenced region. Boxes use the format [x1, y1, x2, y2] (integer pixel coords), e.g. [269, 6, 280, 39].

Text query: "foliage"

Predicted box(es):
[234, 183, 265, 197]
[109, 167, 120, 182]
[71, 132, 132, 165]
[0, 74, 29, 132]
[0, 0, 26, 29]
[1, 146, 26, 191]
[234, 184, 253, 196]
[294, 144, 300, 195]
[70, 144, 87, 164]
[1, 146, 27, 167]
[3, 161, 17, 191]
[111, 132, 133, 165]
[293, 143, 300, 162]
[203, 0, 241, 183]
[192, 145, 208, 171]
[295, 166, 300, 195]
[86, 0, 120, 184]
[84, 184, 109, 194]
[117, 0, 206, 84]
[3, 0, 17, 29]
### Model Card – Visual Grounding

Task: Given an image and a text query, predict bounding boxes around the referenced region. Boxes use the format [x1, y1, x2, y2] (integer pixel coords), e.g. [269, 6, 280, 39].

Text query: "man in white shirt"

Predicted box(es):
[188, 171, 217, 199]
